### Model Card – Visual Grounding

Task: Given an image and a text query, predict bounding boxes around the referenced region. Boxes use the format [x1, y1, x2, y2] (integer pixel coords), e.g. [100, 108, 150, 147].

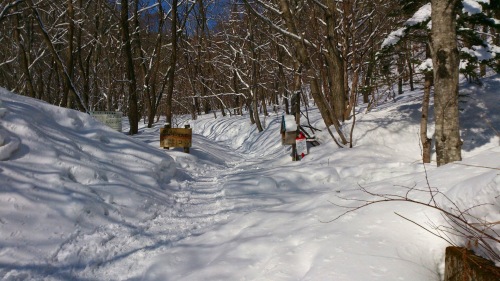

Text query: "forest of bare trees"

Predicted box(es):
[0, 0, 499, 165]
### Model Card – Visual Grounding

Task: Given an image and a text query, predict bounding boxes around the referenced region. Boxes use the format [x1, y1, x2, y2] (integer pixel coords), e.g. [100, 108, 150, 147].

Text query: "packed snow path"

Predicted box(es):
[52, 134, 251, 280]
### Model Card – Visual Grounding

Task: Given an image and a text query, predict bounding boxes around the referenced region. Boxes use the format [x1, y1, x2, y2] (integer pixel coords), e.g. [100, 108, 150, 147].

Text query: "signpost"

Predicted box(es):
[281, 115, 297, 145]
[296, 132, 307, 158]
[90, 111, 123, 132]
[160, 125, 192, 153]
[281, 115, 313, 161]
[281, 115, 299, 161]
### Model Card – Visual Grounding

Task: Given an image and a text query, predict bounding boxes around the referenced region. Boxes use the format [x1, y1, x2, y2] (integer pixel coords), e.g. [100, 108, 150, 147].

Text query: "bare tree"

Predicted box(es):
[180, 0, 214, 119]
[27, 0, 87, 112]
[208, 2, 252, 117]
[242, 0, 349, 145]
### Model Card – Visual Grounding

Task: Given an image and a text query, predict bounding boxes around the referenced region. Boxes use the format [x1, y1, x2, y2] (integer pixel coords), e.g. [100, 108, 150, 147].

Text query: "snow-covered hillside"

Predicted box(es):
[0, 76, 499, 280]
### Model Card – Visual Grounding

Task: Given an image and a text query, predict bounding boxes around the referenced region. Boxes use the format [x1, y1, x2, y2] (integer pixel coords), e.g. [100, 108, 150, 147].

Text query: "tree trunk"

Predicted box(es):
[325, 1, 346, 121]
[277, 46, 289, 115]
[249, 15, 263, 132]
[430, 0, 462, 166]
[165, 0, 179, 126]
[76, 0, 90, 107]
[261, 88, 268, 117]
[421, 76, 432, 163]
[397, 55, 404, 95]
[62, 0, 76, 109]
[362, 57, 374, 104]
[247, 98, 255, 124]
[232, 69, 241, 116]
[135, 0, 153, 128]
[120, 0, 139, 134]
[421, 45, 433, 163]
[407, 43, 415, 91]
[421, 45, 433, 164]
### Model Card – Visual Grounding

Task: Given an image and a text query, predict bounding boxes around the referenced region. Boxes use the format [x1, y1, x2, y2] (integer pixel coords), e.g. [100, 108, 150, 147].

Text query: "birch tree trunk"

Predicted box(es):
[430, 0, 462, 166]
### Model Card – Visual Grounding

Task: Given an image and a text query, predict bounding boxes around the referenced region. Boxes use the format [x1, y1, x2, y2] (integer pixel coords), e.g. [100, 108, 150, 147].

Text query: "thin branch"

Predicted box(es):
[395, 212, 455, 245]
[0, 0, 23, 23]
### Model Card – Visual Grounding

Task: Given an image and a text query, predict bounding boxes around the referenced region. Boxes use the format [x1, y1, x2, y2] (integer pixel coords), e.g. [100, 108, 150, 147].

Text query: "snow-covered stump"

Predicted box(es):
[444, 247, 500, 281]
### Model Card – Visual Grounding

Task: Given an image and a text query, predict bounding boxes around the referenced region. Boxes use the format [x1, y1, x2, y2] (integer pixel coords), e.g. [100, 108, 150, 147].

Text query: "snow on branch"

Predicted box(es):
[462, 0, 487, 15]
[381, 27, 407, 49]
[462, 45, 499, 61]
[381, 3, 431, 49]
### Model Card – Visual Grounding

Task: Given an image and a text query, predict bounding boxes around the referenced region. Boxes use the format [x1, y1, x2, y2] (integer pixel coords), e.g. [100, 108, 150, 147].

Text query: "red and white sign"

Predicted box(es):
[296, 132, 307, 157]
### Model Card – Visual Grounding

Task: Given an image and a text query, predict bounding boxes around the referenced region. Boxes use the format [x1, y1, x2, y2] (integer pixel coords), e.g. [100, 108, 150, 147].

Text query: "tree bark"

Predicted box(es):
[62, 0, 76, 109]
[249, 13, 263, 132]
[430, 0, 462, 166]
[120, 0, 139, 134]
[276, 46, 289, 115]
[421, 76, 432, 163]
[76, 0, 91, 107]
[165, 0, 179, 126]
[421, 46, 433, 164]
[420, 44, 433, 163]
[325, 1, 346, 121]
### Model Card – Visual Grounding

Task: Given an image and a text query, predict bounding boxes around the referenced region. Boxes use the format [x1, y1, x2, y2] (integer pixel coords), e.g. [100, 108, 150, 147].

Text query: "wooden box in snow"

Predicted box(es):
[160, 127, 192, 148]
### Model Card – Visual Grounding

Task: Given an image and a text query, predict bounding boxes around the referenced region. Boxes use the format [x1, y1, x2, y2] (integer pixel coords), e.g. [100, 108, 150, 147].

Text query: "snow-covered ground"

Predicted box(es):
[0, 76, 499, 280]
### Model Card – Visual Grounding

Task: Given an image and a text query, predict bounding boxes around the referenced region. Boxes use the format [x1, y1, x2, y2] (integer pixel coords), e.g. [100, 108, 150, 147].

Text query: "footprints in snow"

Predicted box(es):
[173, 177, 230, 219]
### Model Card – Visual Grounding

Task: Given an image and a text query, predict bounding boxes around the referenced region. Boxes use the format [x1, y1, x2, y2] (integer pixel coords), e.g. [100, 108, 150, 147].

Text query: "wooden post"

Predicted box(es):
[292, 90, 300, 161]
[183, 125, 190, 153]
[163, 124, 170, 150]
[292, 143, 298, 161]
[292, 129, 299, 161]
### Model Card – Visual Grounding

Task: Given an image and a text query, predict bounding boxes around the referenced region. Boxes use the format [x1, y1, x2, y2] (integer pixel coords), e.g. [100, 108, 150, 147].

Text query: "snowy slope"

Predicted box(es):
[0, 90, 189, 279]
[0, 75, 499, 280]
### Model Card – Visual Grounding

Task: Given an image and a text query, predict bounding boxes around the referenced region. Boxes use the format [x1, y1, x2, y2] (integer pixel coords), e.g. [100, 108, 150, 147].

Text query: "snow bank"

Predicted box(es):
[0, 89, 180, 279]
